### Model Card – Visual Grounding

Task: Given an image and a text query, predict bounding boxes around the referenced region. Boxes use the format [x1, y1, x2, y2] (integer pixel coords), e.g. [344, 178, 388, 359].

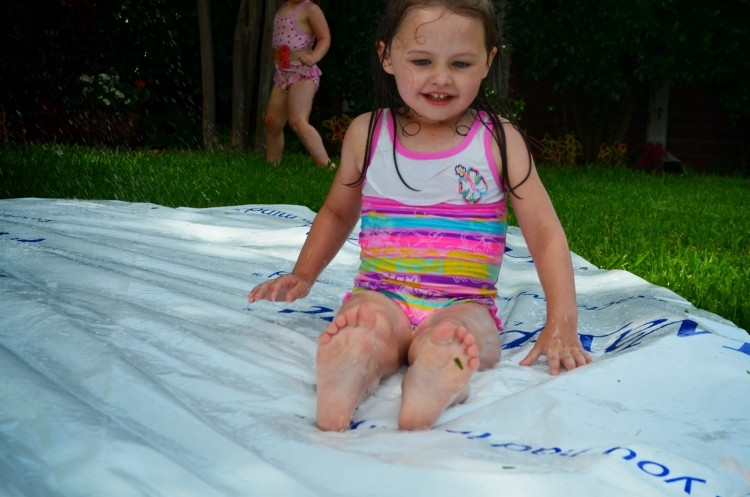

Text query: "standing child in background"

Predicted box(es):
[265, 0, 332, 167]
[249, 0, 592, 431]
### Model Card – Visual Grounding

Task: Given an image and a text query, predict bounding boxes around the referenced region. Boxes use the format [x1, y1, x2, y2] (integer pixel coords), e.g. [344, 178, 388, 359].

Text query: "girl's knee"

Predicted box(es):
[342, 291, 411, 336]
[264, 113, 284, 132]
[477, 338, 501, 369]
[287, 115, 311, 134]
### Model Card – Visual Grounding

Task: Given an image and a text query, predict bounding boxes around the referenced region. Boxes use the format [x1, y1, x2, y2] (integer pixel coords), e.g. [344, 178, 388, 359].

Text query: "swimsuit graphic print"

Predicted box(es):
[454, 164, 488, 204]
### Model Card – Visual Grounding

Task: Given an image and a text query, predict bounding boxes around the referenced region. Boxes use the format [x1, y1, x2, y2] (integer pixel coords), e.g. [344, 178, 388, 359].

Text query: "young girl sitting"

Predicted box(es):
[250, 0, 592, 432]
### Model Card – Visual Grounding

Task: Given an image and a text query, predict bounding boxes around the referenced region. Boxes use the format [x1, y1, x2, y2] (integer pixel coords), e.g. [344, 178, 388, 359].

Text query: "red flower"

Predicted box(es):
[637, 142, 667, 170]
[275, 45, 291, 69]
[133, 79, 147, 89]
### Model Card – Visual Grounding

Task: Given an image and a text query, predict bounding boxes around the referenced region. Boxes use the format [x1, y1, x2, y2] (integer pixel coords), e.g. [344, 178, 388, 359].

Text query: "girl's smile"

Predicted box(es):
[423, 92, 454, 105]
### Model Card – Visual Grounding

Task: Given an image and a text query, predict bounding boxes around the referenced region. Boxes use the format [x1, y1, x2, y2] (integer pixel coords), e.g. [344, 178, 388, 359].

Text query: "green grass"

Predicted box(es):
[0, 144, 335, 210]
[536, 165, 749, 333]
[1, 142, 748, 332]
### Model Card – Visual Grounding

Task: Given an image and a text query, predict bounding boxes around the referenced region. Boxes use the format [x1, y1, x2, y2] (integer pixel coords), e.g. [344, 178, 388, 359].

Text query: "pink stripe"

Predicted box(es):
[361, 237, 505, 253]
[370, 110, 383, 158]
[362, 111, 384, 187]
[362, 196, 506, 217]
[387, 111, 483, 160]
[483, 120, 502, 190]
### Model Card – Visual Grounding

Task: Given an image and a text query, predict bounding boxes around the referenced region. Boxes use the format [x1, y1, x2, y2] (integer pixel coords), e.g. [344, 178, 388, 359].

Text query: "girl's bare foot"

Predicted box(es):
[316, 304, 382, 431]
[398, 322, 479, 430]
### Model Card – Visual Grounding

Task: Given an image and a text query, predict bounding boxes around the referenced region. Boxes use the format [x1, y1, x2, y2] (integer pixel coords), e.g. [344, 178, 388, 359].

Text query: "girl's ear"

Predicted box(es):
[377, 41, 394, 75]
[483, 46, 498, 78]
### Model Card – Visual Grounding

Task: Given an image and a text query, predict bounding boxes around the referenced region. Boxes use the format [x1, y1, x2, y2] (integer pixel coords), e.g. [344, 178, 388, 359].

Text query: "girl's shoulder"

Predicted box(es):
[300, 1, 324, 17]
[278, 1, 315, 16]
[341, 112, 379, 161]
[478, 111, 525, 144]
[276, 1, 292, 16]
[345, 112, 375, 141]
[474, 109, 510, 125]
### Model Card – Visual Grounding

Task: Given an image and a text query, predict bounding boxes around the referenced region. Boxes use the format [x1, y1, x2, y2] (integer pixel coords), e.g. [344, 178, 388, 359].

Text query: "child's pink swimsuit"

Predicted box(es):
[347, 109, 507, 330]
[272, 0, 322, 90]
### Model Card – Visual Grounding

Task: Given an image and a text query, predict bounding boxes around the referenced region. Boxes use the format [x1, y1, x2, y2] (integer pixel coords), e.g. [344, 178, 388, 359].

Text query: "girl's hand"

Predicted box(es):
[298, 53, 316, 67]
[248, 274, 312, 303]
[519, 323, 593, 375]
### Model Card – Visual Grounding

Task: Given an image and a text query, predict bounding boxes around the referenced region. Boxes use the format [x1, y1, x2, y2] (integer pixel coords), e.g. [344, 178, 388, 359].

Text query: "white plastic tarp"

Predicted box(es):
[0, 198, 748, 497]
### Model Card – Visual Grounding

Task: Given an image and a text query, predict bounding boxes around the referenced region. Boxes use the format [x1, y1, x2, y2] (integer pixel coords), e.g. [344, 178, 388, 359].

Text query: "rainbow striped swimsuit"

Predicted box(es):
[351, 109, 507, 329]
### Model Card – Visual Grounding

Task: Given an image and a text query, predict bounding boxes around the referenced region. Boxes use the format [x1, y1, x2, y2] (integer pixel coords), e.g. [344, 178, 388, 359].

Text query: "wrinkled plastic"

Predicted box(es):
[1, 199, 748, 497]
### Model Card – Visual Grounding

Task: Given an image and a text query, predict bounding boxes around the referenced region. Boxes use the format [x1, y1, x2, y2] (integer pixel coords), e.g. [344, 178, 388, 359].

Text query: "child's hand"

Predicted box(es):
[248, 274, 311, 303]
[519, 324, 593, 375]
[298, 53, 316, 67]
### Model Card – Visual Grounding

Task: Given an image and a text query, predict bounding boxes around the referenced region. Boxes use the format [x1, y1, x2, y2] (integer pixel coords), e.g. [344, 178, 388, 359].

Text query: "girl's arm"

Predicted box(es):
[500, 124, 593, 374]
[299, 4, 331, 67]
[248, 113, 370, 303]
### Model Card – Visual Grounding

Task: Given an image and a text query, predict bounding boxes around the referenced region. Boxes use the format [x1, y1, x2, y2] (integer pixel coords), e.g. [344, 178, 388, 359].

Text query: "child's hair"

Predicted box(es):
[355, 0, 531, 197]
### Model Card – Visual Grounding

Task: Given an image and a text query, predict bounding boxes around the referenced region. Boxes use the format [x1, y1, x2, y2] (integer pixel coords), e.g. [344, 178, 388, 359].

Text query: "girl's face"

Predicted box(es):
[379, 7, 496, 125]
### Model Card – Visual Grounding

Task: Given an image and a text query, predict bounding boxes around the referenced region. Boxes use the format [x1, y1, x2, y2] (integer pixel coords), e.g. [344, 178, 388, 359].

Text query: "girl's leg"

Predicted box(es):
[316, 290, 412, 431]
[287, 78, 330, 166]
[264, 85, 288, 165]
[398, 303, 501, 430]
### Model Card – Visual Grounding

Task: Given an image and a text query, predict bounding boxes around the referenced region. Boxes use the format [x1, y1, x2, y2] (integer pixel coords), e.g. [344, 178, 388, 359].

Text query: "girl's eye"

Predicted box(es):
[453, 61, 471, 69]
[412, 59, 430, 67]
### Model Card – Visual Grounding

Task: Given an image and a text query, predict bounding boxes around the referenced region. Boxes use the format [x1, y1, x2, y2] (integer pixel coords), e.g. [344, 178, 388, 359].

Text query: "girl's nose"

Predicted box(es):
[431, 65, 452, 86]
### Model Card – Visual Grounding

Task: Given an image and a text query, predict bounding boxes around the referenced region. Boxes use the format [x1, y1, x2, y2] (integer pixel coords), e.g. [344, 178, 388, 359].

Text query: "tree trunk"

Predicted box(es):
[197, 0, 221, 150]
[231, 0, 250, 150]
[246, 0, 263, 145]
[646, 82, 669, 146]
[563, 90, 637, 163]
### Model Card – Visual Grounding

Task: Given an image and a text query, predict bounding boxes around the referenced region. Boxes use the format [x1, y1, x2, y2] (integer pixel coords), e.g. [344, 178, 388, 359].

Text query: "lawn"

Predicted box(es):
[1, 143, 747, 332]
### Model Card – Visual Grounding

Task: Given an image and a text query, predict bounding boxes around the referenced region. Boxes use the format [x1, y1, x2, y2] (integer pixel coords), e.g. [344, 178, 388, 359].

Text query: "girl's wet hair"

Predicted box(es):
[353, 0, 531, 197]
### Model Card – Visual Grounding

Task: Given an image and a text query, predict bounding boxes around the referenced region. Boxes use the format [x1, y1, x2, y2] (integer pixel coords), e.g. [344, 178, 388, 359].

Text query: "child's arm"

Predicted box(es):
[248, 113, 370, 303]
[500, 124, 593, 375]
[298, 4, 331, 67]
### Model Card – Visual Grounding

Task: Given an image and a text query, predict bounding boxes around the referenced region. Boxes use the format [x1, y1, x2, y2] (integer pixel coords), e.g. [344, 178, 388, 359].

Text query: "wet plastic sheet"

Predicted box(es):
[1, 198, 748, 497]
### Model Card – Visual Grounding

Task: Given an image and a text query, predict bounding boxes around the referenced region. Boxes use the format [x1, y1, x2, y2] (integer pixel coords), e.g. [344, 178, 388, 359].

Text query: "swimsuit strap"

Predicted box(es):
[289, 0, 310, 17]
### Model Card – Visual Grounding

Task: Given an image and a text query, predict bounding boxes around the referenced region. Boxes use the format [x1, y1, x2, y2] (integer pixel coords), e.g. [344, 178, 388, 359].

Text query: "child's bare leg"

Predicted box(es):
[264, 85, 288, 165]
[316, 291, 411, 431]
[398, 303, 501, 430]
[287, 79, 330, 166]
